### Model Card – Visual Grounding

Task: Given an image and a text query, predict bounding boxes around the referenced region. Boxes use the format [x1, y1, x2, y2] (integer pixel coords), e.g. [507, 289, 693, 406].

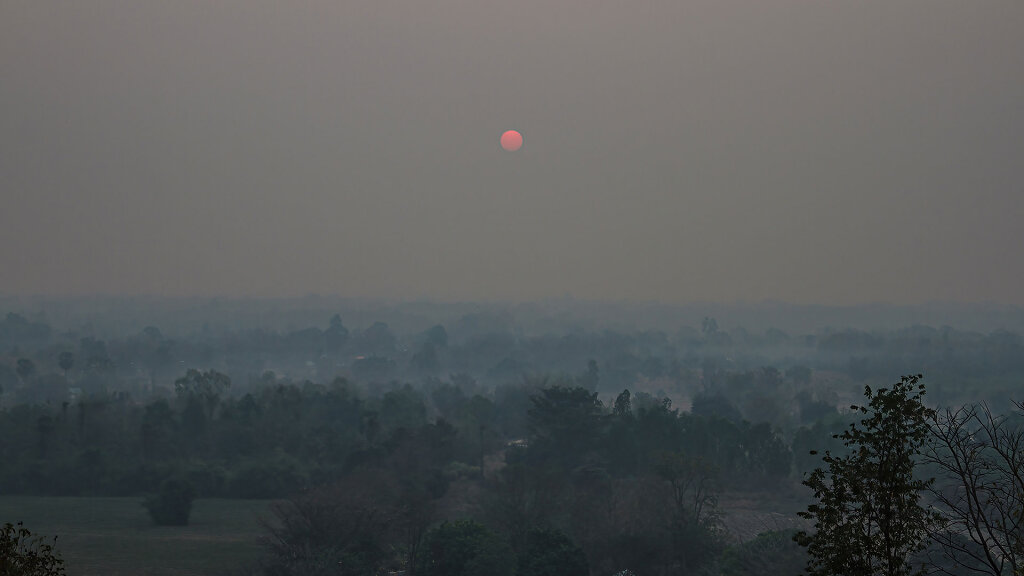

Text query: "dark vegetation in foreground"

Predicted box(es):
[1, 305, 1023, 575]
[2, 521, 66, 576]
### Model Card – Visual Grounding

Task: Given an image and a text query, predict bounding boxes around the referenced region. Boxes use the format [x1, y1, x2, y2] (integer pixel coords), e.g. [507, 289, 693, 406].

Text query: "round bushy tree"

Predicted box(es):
[143, 478, 196, 526]
[518, 527, 589, 576]
[416, 520, 515, 576]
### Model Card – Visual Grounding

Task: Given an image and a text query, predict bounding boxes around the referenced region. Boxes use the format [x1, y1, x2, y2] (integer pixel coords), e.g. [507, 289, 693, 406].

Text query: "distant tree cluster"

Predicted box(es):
[3, 310, 1022, 422]
[4, 308, 1024, 575]
[0, 361, 800, 501]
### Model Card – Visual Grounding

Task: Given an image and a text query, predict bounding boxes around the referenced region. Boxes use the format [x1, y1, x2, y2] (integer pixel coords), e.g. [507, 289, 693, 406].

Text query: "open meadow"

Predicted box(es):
[0, 496, 274, 576]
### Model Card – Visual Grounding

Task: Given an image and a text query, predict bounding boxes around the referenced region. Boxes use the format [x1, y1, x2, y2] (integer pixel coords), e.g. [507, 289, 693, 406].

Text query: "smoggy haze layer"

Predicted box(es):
[2, 1, 1022, 304]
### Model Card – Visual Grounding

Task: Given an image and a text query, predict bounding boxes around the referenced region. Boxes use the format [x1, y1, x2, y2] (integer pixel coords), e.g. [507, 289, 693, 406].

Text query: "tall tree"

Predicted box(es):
[57, 352, 74, 380]
[16, 358, 35, 384]
[656, 451, 723, 573]
[796, 374, 938, 576]
[174, 369, 231, 422]
[527, 385, 606, 468]
[325, 313, 350, 353]
[261, 470, 400, 576]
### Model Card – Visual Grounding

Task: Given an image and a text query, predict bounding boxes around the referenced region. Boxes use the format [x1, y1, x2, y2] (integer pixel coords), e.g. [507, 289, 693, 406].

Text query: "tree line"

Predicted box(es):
[3, 308, 1024, 575]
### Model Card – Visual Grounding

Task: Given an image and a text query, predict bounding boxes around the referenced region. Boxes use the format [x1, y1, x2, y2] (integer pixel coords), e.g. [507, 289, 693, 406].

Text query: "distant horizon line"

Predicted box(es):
[2, 292, 1022, 310]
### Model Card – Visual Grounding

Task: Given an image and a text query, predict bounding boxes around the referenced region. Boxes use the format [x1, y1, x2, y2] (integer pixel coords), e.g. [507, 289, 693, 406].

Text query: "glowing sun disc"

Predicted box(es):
[500, 130, 523, 151]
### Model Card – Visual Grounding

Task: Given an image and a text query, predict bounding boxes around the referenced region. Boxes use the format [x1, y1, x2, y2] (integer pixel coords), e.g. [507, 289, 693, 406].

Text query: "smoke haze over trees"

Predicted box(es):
[0, 300, 1022, 574]
[3, 0, 1023, 573]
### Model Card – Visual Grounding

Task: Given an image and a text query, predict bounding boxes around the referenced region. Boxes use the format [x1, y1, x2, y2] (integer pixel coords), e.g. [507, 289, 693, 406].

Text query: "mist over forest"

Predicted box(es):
[5, 296, 1024, 338]
[3, 298, 1024, 406]
[4, 0, 1024, 574]
[2, 298, 1023, 575]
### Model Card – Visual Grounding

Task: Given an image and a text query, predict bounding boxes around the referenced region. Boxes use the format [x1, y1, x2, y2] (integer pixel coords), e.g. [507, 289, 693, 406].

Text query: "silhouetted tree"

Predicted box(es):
[691, 393, 742, 423]
[518, 527, 589, 576]
[0, 522, 66, 575]
[925, 401, 1024, 576]
[412, 343, 440, 375]
[143, 478, 196, 526]
[57, 352, 74, 380]
[325, 314, 350, 353]
[359, 322, 396, 357]
[174, 369, 231, 422]
[656, 451, 723, 572]
[141, 399, 178, 460]
[415, 520, 516, 576]
[796, 375, 938, 576]
[261, 470, 400, 576]
[528, 385, 606, 468]
[16, 358, 35, 384]
[424, 324, 448, 349]
[578, 359, 600, 392]
[702, 317, 719, 338]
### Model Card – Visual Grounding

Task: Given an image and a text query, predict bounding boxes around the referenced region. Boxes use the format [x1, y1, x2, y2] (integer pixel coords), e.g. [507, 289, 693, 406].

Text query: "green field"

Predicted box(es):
[0, 496, 276, 576]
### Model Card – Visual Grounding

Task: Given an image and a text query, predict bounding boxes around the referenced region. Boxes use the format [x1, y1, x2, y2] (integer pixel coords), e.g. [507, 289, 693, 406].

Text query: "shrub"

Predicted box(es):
[416, 520, 516, 576]
[518, 527, 589, 576]
[0, 522, 66, 576]
[719, 530, 807, 576]
[143, 478, 196, 526]
[260, 470, 401, 576]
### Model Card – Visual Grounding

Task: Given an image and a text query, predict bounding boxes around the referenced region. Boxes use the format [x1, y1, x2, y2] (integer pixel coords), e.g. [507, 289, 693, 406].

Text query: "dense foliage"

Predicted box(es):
[718, 530, 806, 576]
[3, 306, 1024, 575]
[796, 375, 938, 576]
[415, 520, 516, 576]
[0, 368, 798, 501]
[143, 478, 196, 526]
[0, 522, 66, 576]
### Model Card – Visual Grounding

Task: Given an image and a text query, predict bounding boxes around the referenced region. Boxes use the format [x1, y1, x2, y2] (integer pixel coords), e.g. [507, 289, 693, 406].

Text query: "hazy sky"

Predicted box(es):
[2, 1, 1022, 305]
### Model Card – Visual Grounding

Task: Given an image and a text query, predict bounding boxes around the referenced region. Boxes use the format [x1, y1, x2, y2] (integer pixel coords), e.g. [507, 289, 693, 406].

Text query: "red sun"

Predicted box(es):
[500, 130, 523, 151]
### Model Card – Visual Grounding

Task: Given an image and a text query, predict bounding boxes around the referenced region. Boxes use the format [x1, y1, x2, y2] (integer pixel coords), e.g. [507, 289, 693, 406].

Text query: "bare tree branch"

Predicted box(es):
[925, 402, 1024, 576]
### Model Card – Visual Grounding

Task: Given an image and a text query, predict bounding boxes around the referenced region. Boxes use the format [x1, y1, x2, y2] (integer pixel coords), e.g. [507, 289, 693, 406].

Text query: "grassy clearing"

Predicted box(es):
[0, 496, 276, 576]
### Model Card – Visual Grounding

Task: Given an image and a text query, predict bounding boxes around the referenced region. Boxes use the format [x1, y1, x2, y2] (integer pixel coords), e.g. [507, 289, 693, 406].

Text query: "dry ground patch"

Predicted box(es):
[717, 489, 812, 543]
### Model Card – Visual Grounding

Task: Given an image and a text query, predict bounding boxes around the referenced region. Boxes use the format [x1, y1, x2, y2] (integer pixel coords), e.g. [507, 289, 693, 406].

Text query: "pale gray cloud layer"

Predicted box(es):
[2, 1, 1022, 304]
